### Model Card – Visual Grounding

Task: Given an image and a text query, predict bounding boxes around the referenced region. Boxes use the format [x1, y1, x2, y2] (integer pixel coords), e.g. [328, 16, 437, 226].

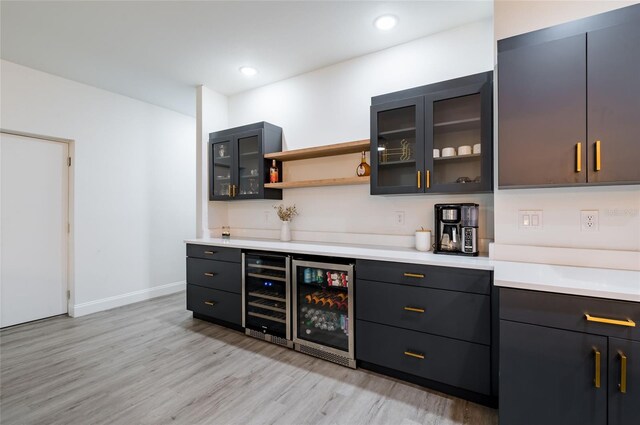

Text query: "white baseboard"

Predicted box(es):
[72, 280, 186, 317]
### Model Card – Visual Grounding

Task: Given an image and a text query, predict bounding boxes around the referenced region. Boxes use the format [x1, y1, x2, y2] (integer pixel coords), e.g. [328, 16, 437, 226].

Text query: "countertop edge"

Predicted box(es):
[494, 279, 640, 303]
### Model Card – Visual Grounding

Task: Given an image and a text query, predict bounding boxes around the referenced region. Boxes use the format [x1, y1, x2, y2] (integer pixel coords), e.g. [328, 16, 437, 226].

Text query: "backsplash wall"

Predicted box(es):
[208, 19, 495, 247]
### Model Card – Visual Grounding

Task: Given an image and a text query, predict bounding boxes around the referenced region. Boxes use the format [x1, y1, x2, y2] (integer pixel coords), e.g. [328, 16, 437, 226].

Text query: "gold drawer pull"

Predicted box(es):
[404, 351, 425, 360]
[403, 273, 425, 279]
[404, 307, 425, 313]
[585, 314, 636, 327]
[594, 348, 601, 388]
[204, 301, 216, 306]
[426, 170, 430, 189]
[576, 142, 582, 172]
[619, 351, 627, 394]
[203, 272, 215, 277]
[595, 140, 601, 171]
[203, 251, 215, 255]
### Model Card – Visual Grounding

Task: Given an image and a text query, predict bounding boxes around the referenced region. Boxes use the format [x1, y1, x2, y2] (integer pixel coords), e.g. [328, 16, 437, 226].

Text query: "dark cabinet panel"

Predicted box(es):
[356, 279, 490, 344]
[356, 259, 491, 295]
[608, 338, 640, 425]
[370, 97, 425, 195]
[500, 320, 607, 425]
[186, 258, 242, 294]
[187, 284, 242, 325]
[587, 21, 640, 184]
[498, 34, 587, 187]
[357, 320, 491, 395]
[186, 244, 241, 263]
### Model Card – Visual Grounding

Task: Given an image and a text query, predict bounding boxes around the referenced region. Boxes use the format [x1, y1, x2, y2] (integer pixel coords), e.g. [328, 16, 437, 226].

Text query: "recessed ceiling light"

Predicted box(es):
[374, 15, 397, 31]
[239, 66, 258, 76]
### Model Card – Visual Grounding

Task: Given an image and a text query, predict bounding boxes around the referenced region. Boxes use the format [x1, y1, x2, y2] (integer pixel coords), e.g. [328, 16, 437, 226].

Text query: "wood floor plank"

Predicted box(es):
[1, 292, 497, 425]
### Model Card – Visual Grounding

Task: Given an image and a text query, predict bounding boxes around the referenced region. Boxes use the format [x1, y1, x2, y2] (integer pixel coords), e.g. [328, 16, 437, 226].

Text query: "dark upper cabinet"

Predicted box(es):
[370, 72, 493, 195]
[587, 21, 640, 184]
[498, 4, 640, 188]
[209, 122, 283, 201]
[500, 320, 608, 425]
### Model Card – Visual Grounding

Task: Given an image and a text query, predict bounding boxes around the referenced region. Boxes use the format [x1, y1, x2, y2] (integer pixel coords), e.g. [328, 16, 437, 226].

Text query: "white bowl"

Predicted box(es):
[458, 145, 472, 156]
[442, 147, 456, 157]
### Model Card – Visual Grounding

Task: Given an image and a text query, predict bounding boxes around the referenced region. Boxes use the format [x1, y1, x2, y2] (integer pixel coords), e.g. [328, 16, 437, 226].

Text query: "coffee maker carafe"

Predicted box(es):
[434, 203, 479, 256]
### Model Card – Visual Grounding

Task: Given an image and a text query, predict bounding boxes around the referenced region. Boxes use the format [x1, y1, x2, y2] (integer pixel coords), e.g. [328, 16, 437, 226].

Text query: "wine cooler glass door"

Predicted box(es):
[292, 260, 354, 359]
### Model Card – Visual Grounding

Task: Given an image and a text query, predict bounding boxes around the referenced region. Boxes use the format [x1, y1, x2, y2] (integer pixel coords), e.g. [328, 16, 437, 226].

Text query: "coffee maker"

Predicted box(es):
[434, 203, 479, 256]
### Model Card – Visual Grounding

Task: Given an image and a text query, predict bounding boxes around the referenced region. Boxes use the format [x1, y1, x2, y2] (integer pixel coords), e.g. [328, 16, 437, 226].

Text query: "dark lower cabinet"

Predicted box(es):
[500, 320, 608, 425]
[608, 338, 640, 425]
[500, 288, 640, 425]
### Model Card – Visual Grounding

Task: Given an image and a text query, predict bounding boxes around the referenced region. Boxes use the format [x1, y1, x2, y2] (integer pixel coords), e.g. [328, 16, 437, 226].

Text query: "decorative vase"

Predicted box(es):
[280, 220, 291, 241]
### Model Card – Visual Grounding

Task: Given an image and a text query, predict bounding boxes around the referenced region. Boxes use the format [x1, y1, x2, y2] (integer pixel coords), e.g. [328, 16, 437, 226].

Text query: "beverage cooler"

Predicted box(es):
[242, 252, 292, 348]
[292, 259, 355, 368]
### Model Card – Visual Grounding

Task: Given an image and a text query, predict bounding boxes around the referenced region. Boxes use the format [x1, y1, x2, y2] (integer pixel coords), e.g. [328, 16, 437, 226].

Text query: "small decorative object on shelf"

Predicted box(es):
[273, 204, 298, 241]
[355, 151, 371, 177]
[269, 159, 279, 183]
[218, 144, 226, 158]
[221, 226, 231, 239]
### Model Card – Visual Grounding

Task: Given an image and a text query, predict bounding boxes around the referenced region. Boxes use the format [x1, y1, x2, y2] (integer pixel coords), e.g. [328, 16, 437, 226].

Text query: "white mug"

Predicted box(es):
[458, 145, 472, 156]
[415, 229, 431, 252]
[473, 143, 481, 154]
[433, 149, 440, 158]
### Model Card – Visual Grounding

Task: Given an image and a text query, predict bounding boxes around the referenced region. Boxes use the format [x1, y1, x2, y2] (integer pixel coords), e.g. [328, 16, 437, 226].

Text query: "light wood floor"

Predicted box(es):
[1, 292, 497, 425]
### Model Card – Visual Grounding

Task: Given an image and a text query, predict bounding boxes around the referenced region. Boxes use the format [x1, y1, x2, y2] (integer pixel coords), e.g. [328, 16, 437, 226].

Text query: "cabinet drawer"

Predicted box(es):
[356, 320, 490, 395]
[356, 259, 490, 295]
[501, 288, 640, 342]
[187, 284, 241, 325]
[187, 258, 241, 294]
[356, 279, 490, 345]
[186, 244, 241, 263]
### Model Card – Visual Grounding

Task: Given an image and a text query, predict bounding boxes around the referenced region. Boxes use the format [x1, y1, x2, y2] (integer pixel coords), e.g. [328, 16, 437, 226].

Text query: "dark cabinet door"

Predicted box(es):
[609, 338, 640, 425]
[425, 81, 492, 193]
[498, 35, 587, 188]
[233, 129, 264, 199]
[370, 97, 425, 194]
[587, 21, 640, 184]
[209, 136, 234, 200]
[500, 320, 607, 425]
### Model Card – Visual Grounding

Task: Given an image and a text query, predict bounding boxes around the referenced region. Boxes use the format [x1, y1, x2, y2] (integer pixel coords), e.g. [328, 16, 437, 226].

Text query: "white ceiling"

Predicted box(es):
[1, 1, 493, 117]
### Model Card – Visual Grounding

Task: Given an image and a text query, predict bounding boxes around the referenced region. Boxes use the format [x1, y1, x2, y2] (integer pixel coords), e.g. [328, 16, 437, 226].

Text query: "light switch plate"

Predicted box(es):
[519, 210, 543, 230]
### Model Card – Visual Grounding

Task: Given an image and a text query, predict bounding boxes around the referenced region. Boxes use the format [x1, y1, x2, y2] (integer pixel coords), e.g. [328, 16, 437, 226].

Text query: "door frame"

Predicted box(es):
[0, 129, 76, 318]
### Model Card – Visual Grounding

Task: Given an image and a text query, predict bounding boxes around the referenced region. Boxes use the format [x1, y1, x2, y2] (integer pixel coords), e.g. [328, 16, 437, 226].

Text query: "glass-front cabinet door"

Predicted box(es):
[234, 130, 263, 199]
[370, 97, 425, 195]
[425, 82, 493, 193]
[292, 260, 354, 365]
[210, 137, 233, 200]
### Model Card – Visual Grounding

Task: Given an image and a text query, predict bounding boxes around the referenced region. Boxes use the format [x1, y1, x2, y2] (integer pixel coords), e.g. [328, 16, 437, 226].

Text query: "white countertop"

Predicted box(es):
[185, 237, 639, 302]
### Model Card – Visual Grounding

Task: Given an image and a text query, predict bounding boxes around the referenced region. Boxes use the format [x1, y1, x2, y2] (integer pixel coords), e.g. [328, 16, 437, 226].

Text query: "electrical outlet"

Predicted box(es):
[393, 211, 405, 227]
[581, 210, 599, 231]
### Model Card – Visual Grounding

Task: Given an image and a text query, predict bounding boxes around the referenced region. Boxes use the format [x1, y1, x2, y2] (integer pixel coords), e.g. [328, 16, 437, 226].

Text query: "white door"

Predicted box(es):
[1, 133, 69, 327]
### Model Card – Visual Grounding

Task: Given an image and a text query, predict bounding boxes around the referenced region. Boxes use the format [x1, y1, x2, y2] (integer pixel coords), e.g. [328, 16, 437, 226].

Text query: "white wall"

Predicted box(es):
[492, 1, 640, 269]
[213, 19, 494, 248]
[1, 60, 196, 315]
[196, 85, 228, 237]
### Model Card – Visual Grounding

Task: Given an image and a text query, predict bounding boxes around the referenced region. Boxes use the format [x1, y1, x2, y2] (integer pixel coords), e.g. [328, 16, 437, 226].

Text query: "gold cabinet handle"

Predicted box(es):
[417, 171, 421, 189]
[594, 348, 601, 388]
[595, 140, 601, 171]
[585, 314, 636, 327]
[227, 185, 232, 197]
[204, 301, 216, 306]
[404, 307, 425, 313]
[404, 351, 425, 360]
[203, 272, 215, 277]
[403, 273, 425, 278]
[232, 184, 237, 197]
[619, 351, 627, 394]
[426, 170, 430, 188]
[576, 142, 582, 172]
[204, 251, 215, 255]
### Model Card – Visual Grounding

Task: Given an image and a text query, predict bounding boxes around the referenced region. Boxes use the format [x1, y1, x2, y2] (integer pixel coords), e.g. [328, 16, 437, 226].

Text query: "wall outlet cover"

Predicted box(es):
[581, 210, 599, 231]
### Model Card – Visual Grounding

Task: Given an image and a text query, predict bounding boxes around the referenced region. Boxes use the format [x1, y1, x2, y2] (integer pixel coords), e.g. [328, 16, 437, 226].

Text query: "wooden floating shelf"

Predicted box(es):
[264, 139, 370, 162]
[265, 176, 369, 189]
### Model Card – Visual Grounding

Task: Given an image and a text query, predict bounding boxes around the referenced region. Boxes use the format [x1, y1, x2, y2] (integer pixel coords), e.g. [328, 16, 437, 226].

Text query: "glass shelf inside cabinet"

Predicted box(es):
[377, 105, 417, 188]
[432, 94, 482, 186]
